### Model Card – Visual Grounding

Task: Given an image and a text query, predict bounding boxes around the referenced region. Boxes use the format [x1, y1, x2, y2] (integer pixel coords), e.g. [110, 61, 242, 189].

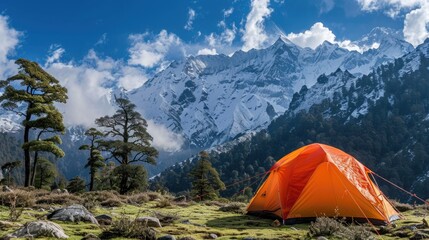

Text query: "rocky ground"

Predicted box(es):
[0, 187, 428, 239]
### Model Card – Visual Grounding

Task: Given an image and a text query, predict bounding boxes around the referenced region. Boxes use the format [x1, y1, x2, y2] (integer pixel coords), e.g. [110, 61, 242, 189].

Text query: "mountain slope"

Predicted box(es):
[130, 28, 413, 148]
[152, 39, 429, 201]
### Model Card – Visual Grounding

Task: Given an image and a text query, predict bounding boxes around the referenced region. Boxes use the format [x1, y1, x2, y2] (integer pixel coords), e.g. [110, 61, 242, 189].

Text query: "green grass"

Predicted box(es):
[0, 198, 428, 240]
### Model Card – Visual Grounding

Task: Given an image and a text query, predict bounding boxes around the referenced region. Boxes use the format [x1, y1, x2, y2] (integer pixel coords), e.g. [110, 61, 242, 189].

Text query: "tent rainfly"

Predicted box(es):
[247, 143, 400, 225]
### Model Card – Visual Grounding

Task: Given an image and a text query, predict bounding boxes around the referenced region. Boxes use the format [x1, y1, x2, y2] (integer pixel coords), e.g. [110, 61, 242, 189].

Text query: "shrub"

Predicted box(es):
[101, 198, 123, 207]
[218, 202, 246, 214]
[152, 211, 180, 225]
[126, 193, 150, 205]
[308, 217, 345, 237]
[0, 190, 35, 207]
[100, 215, 156, 240]
[35, 193, 82, 205]
[147, 191, 162, 201]
[155, 198, 172, 208]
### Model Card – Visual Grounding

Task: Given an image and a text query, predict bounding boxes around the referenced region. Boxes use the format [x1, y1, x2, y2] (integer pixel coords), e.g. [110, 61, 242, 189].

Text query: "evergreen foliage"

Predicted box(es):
[96, 96, 158, 194]
[66, 176, 86, 193]
[79, 128, 104, 191]
[0, 59, 67, 187]
[189, 151, 225, 201]
[34, 158, 57, 190]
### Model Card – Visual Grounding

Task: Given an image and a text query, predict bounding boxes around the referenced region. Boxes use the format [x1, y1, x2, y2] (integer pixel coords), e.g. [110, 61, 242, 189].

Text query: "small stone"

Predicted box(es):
[208, 233, 218, 239]
[135, 216, 162, 228]
[317, 237, 328, 240]
[61, 189, 69, 194]
[157, 235, 176, 240]
[271, 219, 281, 227]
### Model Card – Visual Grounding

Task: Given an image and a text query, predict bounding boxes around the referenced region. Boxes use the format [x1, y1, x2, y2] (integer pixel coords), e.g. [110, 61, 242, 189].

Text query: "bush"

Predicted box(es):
[35, 193, 82, 205]
[147, 191, 163, 201]
[218, 202, 246, 214]
[126, 193, 150, 205]
[308, 217, 345, 237]
[155, 198, 172, 208]
[308, 217, 375, 239]
[100, 215, 156, 240]
[101, 198, 123, 207]
[0, 190, 35, 207]
[152, 211, 180, 225]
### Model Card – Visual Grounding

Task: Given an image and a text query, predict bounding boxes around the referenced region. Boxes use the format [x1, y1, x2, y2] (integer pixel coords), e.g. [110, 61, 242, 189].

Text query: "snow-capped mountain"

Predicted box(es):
[130, 28, 413, 148]
[152, 38, 429, 199]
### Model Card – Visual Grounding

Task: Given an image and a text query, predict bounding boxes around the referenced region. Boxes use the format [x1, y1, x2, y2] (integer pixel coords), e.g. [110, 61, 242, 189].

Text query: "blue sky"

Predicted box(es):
[0, 0, 420, 63]
[0, 0, 428, 150]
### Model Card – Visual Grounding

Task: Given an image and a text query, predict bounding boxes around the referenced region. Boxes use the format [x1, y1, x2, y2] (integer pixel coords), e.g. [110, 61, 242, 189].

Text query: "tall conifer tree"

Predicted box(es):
[96, 96, 158, 194]
[0, 59, 67, 186]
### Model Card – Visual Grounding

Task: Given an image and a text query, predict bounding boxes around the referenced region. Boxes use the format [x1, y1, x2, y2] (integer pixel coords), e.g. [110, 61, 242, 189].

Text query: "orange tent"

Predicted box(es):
[247, 143, 399, 224]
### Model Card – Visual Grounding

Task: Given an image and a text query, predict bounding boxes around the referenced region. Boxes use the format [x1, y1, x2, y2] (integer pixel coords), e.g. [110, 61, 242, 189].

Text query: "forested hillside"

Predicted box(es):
[152, 42, 429, 202]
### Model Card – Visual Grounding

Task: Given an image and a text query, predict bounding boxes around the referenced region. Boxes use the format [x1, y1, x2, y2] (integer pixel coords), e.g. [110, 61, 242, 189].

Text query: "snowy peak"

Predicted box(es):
[129, 27, 416, 148]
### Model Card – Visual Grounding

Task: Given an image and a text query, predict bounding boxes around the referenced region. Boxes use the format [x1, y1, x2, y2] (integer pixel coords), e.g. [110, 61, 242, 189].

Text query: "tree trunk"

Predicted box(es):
[89, 170, 95, 191]
[30, 151, 39, 186]
[23, 125, 31, 187]
[119, 168, 128, 194]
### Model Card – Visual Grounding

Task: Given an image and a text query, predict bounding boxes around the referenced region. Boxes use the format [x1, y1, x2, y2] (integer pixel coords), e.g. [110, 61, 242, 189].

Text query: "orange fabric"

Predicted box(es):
[247, 143, 399, 223]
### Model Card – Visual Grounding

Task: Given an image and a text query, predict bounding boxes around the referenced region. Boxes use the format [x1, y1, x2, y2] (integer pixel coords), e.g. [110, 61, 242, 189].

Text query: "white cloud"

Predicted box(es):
[184, 8, 196, 30]
[286, 22, 336, 49]
[242, 0, 273, 51]
[357, 0, 423, 15]
[197, 48, 218, 55]
[45, 47, 149, 126]
[223, 7, 234, 17]
[95, 33, 107, 45]
[284, 22, 380, 53]
[403, 3, 429, 47]
[0, 15, 21, 79]
[45, 45, 65, 66]
[356, 0, 429, 47]
[320, 0, 335, 13]
[128, 30, 185, 68]
[147, 120, 184, 152]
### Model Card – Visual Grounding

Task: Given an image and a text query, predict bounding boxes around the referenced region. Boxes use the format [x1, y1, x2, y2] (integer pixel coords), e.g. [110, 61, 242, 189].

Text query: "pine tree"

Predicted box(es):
[189, 151, 225, 201]
[0, 59, 67, 187]
[96, 96, 158, 194]
[67, 176, 86, 193]
[79, 128, 104, 191]
[34, 158, 57, 190]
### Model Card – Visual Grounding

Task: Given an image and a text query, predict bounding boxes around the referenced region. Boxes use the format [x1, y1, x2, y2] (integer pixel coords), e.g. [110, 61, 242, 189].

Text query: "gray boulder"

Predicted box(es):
[135, 216, 162, 228]
[7, 220, 68, 239]
[47, 204, 98, 224]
